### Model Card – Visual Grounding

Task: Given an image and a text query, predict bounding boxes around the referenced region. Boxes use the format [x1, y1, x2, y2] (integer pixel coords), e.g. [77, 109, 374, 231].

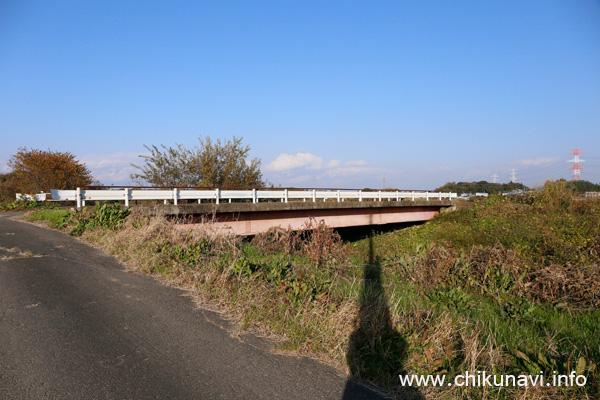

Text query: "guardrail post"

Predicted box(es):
[312, 189, 316, 202]
[426, 192, 429, 201]
[411, 191, 415, 201]
[337, 190, 340, 202]
[359, 190, 362, 202]
[76, 187, 82, 209]
[396, 191, 399, 201]
[252, 188, 257, 204]
[439, 192, 442, 200]
[215, 188, 220, 204]
[124, 188, 130, 207]
[284, 189, 288, 203]
[173, 188, 179, 205]
[378, 191, 382, 201]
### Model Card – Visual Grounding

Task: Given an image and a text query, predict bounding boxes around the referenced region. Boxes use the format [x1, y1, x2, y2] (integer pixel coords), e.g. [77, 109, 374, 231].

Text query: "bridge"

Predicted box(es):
[51, 188, 457, 235]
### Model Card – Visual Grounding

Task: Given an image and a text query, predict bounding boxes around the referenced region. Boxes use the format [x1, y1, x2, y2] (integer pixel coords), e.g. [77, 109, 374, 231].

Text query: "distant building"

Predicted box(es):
[501, 189, 524, 196]
[585, 192, 600, 198]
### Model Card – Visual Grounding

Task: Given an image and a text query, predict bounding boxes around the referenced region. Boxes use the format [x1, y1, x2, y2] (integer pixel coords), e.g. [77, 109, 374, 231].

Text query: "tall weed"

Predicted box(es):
[70, 202, 130, 236]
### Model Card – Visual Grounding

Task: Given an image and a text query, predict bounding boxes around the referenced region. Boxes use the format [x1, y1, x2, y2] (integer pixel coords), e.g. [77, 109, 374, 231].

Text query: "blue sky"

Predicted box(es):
[1, 1, 599, 189]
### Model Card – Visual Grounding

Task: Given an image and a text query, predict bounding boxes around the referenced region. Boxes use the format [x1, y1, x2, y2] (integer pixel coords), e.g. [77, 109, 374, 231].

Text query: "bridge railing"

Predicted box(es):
[50, 188, 457, 208]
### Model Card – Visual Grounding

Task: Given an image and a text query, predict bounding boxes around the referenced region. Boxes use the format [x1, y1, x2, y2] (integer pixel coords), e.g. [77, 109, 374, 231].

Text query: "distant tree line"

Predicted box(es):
[435, 179, 600, 195]
[435, 181, 528, 195]
[565, 179, 600, 193]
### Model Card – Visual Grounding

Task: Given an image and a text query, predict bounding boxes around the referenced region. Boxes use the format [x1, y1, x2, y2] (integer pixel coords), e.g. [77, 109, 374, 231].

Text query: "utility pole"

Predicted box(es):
[509, 169, 518, 183]
[491, 174, 499, 184]
[567, 149, 585, 181]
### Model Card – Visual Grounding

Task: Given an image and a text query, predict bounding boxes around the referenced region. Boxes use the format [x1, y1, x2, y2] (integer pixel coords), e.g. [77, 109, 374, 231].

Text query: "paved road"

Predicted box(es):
[0, 213, 384, 400]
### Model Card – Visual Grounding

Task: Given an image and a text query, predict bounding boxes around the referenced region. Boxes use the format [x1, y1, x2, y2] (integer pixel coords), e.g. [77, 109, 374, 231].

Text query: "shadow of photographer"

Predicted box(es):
[342, 235, 424, 400]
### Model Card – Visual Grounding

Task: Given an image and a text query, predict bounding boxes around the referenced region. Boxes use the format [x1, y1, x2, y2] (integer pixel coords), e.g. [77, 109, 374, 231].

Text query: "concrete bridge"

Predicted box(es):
[51, 188, 456, 235]
[143, 200, 453, 235]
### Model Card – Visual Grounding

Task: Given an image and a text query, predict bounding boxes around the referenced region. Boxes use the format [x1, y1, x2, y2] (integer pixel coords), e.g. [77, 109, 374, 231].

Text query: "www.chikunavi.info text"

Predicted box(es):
[400, 371, 587, 387]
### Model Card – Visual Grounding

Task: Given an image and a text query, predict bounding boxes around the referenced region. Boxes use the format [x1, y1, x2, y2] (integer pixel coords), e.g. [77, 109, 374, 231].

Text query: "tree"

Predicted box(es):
[131, 136, 264, 187]
[0, 172, 19, 202]
[7, 148, 94, 192]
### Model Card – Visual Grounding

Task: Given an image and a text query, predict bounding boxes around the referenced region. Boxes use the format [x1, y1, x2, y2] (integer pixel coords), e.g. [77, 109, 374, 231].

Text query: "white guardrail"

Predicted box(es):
[50, 188, 457, 208]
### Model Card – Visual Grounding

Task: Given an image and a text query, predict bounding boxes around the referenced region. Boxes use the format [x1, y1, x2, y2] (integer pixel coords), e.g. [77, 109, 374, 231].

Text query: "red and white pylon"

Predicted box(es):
[567, 149, 585, 181]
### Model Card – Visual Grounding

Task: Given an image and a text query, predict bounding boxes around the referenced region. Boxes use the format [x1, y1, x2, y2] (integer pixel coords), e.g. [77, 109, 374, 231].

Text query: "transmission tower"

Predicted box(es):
[509, 169, 518, 183]
[567, 149, 585, 181]
[491, 174, 499, 183]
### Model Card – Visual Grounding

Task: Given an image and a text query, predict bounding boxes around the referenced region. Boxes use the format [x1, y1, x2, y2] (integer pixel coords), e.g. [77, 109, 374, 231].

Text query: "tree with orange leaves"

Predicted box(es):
[7, 148, 94, 192]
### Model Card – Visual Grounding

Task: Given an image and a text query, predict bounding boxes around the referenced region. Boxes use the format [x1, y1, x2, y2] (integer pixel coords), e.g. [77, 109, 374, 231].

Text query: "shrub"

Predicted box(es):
[70, 203, 130, 236]
[251, 218, 349, 267]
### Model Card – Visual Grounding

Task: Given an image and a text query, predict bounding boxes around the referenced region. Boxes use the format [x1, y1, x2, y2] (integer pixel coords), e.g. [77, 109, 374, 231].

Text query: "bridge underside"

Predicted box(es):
[194, 206, 440, 235]
[141, 200, 452, 235]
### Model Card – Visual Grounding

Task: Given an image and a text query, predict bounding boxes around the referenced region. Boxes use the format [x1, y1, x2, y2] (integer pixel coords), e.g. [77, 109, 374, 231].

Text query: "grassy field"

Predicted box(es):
[25, 180, 600, 399]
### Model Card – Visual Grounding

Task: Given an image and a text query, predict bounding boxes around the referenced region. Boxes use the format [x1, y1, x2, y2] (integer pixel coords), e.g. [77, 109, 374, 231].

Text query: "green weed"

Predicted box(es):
[70, 202, 130, 236]
[27, 209, 73, 228]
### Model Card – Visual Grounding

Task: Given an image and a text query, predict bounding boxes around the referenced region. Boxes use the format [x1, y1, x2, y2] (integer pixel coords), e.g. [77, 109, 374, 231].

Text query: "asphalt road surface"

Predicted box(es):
[0, 213, 385, 400]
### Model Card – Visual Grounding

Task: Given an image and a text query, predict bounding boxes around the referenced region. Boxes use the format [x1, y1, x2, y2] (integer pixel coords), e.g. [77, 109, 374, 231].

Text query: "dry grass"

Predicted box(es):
[393, 243, 600, 309]
[251, 218, 350, 266]
[0, 245, 42, 260]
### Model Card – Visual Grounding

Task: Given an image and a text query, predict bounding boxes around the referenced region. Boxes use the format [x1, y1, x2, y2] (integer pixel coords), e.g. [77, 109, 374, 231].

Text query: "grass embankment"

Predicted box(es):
[25, 181, 600, 399]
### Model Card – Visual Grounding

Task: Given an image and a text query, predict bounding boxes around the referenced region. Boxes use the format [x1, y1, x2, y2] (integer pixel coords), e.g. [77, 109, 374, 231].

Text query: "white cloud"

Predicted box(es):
[344, 160, 368, 167]
[464, 168, 495, 180]
[425, 166, 454, 173]
[327, 159, 341, 168]
[517, 157, 561, 167]
[265, 152, 374, 174]
[80, 152, 145, 185]
[323, 160, 383, 178]
[286, 174, 313, 185]
[265, 152, 323, 171]
[265, 152, 386, 187]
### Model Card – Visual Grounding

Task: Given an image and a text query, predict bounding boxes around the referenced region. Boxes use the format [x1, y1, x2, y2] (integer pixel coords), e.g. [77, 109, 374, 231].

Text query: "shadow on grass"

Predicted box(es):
[342, 235, 424, 400]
